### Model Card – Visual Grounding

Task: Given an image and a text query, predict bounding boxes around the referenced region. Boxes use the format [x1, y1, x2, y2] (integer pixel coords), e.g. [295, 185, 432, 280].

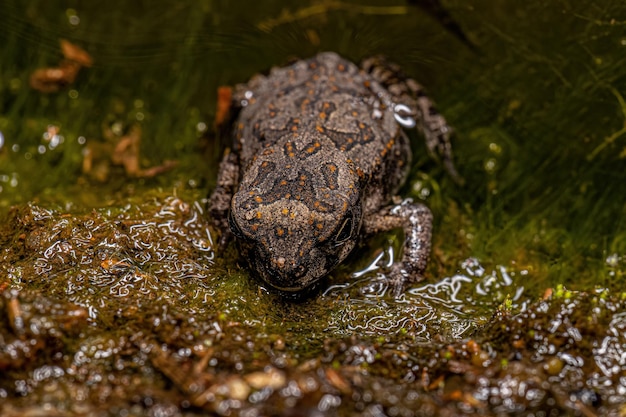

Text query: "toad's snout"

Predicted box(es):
[257, 255, 311, 292]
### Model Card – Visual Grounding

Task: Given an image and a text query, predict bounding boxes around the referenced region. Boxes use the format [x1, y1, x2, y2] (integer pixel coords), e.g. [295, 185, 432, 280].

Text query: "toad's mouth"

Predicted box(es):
[257, 271, 329, 299]
[258, 266, 312, 293]
[263, 281, 306, 293]
[253, 255, 323, 293]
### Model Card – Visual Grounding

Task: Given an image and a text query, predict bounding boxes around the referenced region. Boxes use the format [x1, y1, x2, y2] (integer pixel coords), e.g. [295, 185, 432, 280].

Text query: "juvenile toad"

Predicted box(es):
[210, 52, 459, 295]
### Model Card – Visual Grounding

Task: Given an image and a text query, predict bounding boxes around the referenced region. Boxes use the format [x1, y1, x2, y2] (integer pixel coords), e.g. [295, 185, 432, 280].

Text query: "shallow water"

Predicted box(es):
[1, 0, 625, 415]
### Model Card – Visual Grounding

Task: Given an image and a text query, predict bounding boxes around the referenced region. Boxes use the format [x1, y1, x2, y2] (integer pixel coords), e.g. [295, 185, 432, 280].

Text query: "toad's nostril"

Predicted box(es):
[266, 258, 306, 279]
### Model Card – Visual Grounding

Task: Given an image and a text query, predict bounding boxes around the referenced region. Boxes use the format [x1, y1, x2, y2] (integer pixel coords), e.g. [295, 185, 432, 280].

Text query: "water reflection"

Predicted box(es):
[1, 195, 218, 320]
[324, 248, 527, 342]
[594, 311, 626, 379]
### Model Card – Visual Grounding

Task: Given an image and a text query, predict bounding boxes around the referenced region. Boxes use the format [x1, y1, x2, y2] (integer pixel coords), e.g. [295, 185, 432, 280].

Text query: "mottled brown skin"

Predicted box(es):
[210, 52, 457, 294]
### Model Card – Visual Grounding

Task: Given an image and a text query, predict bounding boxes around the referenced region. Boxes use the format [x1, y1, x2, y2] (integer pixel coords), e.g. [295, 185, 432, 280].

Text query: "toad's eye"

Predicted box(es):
[228, 210, 246, 239]
[334, 216, 353, 245]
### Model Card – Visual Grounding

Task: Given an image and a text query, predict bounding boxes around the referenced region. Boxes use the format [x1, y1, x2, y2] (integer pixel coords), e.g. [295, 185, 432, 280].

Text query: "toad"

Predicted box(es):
[210, 52, 459, 295]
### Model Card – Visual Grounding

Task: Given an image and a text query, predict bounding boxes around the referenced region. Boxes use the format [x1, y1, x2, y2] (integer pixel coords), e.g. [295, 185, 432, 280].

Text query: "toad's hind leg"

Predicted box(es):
[361, 56, 462, 184]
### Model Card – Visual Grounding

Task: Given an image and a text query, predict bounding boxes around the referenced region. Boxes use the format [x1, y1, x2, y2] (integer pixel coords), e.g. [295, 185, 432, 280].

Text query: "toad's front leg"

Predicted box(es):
[362, 199, 433, 296]
[209, 149, 239, 245]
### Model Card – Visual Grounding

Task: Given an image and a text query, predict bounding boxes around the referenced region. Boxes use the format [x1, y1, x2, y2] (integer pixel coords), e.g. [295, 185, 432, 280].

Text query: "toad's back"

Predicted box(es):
[233, 52, 410, 216]
[211, 52, 456, 293]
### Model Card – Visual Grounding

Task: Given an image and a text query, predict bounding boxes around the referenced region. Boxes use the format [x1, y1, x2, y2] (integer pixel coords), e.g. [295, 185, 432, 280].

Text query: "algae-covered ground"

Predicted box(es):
[1, 1, 625, 416]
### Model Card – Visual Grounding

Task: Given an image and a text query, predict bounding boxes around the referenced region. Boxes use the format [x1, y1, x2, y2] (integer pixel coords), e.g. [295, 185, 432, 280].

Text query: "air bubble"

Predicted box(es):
[49, 134, 64, 149]
[606, 253, 620, 267]
[393, 104, 416, 128]
[66, 9, 80, 25]
[489, 142, 502, 154]
[484, 158, 497, 173]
